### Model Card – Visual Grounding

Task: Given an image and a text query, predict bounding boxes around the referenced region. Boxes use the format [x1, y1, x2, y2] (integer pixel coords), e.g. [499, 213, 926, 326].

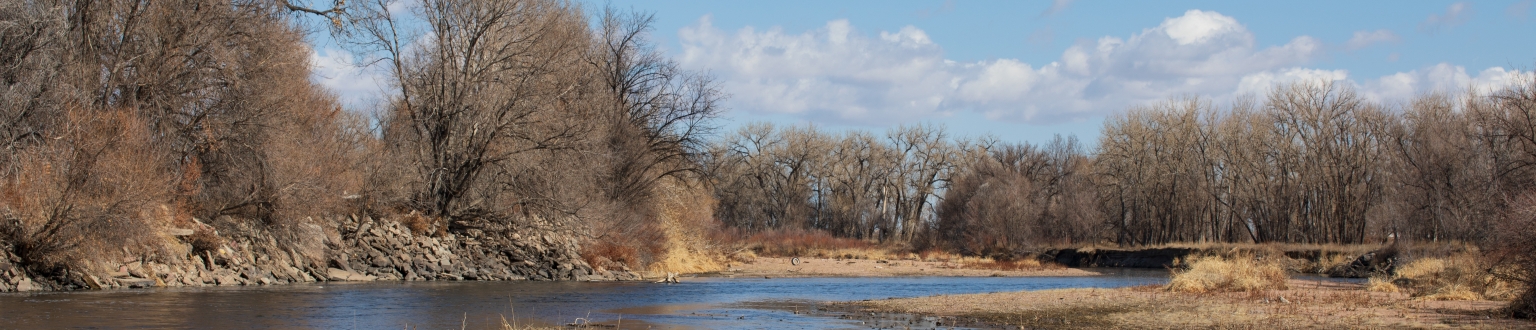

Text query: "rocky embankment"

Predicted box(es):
[0, 215, 640, 292]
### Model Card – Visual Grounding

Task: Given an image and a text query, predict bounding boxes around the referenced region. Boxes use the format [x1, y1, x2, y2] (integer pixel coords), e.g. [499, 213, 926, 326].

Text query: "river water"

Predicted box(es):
[1, 270, 1168, 329]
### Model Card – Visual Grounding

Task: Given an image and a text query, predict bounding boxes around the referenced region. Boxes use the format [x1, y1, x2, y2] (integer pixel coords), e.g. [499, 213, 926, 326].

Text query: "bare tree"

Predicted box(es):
[353, 0, 595, 220]
[591, 8, 723, 205]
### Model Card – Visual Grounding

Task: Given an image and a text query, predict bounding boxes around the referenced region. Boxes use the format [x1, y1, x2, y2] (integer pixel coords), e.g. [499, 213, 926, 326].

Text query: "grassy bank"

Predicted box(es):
[837, 255, 1534, 329]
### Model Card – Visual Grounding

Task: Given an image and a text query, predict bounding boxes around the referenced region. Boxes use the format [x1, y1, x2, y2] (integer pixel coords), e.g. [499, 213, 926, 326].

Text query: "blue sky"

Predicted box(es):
[311, 0, 1536, 146]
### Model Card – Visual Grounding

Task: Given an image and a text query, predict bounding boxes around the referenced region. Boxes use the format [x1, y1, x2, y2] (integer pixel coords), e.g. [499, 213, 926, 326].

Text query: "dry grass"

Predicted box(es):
[852, 280, 1532, 329]
[1166, 255, 1288, 293]
[1367, 276, 1402, 293]
[643, 179, 725, 275]
[1388, 255, 1524, 301]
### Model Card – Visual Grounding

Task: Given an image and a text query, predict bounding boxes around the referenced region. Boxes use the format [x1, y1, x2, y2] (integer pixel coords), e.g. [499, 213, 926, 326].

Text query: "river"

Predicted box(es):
[0, 270, 1168, 329]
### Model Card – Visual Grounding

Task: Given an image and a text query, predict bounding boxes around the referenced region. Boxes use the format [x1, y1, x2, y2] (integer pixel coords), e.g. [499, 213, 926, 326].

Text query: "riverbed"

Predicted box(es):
[0, 270, 1167, 329]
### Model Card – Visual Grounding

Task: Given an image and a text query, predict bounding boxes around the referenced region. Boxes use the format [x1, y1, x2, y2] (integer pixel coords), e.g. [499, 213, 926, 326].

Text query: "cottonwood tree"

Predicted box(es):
[352, 0, 595, 220]
[591, 8, 722, 204]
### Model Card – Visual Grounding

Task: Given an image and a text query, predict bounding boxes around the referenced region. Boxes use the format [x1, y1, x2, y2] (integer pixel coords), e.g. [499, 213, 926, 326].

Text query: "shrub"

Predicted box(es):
[1497, 192, 1536, 318]
[1366, 276, 1401, 293]
[1166, 255, 1288, 293]
[581, 240, 639, 271]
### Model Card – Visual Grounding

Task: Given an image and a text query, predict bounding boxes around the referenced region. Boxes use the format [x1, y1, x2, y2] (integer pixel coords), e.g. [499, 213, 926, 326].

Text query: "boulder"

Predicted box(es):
[14, 278, 39, 291]
[326, 268, 377, 282]
[118, 277, 155, 289]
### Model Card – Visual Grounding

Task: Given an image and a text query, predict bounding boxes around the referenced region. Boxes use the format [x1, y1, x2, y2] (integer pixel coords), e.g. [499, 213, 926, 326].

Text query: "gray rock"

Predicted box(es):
[325, 268, 377, 282]
[119, 277, 155, 288]
[14, 278, 39, 291]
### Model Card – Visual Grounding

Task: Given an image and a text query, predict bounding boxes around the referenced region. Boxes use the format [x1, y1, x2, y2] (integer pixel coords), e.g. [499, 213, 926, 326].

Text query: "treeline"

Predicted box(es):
[707, 123, 966, 243]
[709, 79, 1536, 255]
[0, 0, 720, 274]
[1097, 82, 1534, 246]
[703, 122, 1101, 255]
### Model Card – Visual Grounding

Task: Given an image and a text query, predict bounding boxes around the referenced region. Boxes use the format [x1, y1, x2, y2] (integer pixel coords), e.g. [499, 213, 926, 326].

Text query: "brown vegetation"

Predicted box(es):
[0, 0, 724, 287]
[848, 280, 1532, 329]
[0, 0, 364, 276]
[1166, 255, 1289, 293]
[1378, 256, 1524, 301]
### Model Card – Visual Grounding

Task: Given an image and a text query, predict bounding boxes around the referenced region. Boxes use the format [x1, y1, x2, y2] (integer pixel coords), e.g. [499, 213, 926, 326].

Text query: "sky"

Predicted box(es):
[310, 0, 1536, 146]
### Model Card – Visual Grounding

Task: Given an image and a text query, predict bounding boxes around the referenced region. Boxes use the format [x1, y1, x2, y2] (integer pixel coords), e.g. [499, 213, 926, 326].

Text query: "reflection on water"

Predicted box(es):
[1, 271, 1168, 329]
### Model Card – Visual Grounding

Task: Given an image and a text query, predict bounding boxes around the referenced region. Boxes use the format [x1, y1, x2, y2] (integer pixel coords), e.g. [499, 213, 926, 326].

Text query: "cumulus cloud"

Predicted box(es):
[1420, 2, 1472, 33]
[1360, 64, 1534, 103]
[679, 10, 1327, 124]
[1345, 29, 1399, 50]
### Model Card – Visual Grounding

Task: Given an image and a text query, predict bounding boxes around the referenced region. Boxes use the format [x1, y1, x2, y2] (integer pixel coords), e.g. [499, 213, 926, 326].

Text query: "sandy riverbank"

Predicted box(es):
[830, 279, 1534, 329]
[700, 257, 1100, 278]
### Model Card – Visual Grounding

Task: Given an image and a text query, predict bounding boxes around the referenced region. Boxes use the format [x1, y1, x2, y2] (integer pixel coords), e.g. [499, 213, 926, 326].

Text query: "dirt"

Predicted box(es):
[702, 257, 1099, 278]
[834, 278, 1536, 329]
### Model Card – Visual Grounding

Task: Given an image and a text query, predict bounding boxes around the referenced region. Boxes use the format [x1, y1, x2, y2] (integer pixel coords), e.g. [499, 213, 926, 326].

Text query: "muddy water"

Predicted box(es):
[0, 270, 1167, 329]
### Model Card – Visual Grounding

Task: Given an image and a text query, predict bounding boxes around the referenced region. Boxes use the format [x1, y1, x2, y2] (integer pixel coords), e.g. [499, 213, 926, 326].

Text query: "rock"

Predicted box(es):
[118, 277, 155, 288]
[14, 278, 39, 291]
[167, 228, 195, 236]
[83, 275, 104, 290]
[326, 268, 377, 282]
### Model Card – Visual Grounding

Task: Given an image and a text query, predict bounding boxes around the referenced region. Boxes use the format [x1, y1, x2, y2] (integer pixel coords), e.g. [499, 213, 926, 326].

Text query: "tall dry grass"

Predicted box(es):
[643, 178, 725, 274]
[1369, 255, 1524, 301]
[1166, 255, 1288, 293]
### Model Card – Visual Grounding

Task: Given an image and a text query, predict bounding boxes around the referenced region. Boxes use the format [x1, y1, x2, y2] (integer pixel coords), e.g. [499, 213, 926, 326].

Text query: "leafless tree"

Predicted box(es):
[353, 0, 595, 220]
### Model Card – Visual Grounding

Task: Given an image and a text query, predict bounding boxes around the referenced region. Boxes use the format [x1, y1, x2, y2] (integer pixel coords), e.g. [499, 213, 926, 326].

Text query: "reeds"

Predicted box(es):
[1385, 255, 1523, 301]
[1166, 255, 1288, 293]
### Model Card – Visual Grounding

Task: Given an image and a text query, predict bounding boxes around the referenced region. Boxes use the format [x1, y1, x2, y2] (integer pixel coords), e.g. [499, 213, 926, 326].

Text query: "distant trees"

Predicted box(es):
[706, 123, 983, 245]
[935, 136, 1100, 255]
[1092, 78, 1536, 246]
[1097, 83, 1394, 245]
[712, 76, 1536, 255]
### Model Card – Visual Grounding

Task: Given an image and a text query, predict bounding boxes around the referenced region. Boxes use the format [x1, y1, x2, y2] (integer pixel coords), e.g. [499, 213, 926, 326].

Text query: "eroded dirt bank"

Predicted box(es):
[1, 216, 639, 292]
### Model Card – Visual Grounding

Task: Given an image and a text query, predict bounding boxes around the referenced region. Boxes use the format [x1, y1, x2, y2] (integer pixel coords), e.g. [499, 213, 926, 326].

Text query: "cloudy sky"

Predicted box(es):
[313, 0, 1536, 145]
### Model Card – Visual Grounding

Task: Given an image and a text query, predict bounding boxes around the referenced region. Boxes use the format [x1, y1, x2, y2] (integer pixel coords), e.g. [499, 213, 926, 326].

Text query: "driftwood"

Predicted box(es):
[655, 272, 679, 284]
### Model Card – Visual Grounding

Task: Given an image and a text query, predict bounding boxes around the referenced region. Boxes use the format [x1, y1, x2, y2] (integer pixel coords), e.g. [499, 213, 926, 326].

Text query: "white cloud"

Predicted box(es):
[310, 48, 389, 113]
[675, 10, 1526, 126]
[1420, 2, 1472, 33]
[680, 10, 1320, 124]
[1359, 64, 1534, 103]
[1345, 29, 1399, 50]
[1161, 10, 1241, 45]
[1235, 68, 1349, 97]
